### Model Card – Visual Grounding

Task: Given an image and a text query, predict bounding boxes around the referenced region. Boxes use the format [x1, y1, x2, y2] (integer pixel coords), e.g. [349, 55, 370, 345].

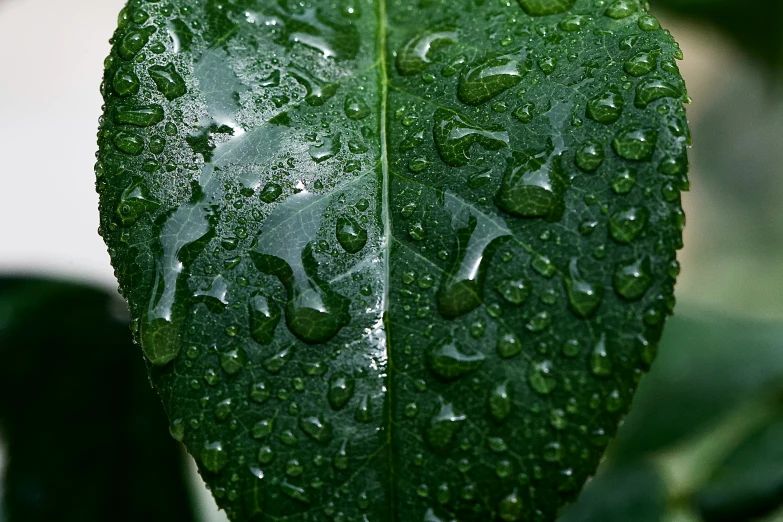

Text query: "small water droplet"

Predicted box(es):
[586, 86, 624, 124]
[428, 337, 485, 379]
[149, 63, 187, 100]
[612, 128, 658, 161]
[426, 399, 466, 450]
[590, 333, 612, 376]
[300, 415, 332, 443]
[497, 331, 522, 358]
[518, 0, 575, 16]
[202, 441, 227, 472]
[344, 93, 371, 120]
[336, 216, 368, 253]
[529, 360, 556, 395]
[575, 139, 605, 172]
[458, 51, 529, 105]
[489, 382, 512, 421]
[396, 27, 457, 76]
[565, 258, 604, 318]
[614, 256, 652, 300]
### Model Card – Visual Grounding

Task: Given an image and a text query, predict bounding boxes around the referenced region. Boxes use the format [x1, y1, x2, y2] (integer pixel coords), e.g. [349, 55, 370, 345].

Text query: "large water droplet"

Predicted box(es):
[612, 128, 658, 161]
[113, 131, 145, 156]
[275, 6, 359, 60]
[605, 0, 637, 19]
[248, 294, 281, 345]
[426, 400, 466, 450]
[635, 78, 682, 108]
[614, 257, 652, 300]
[251, 192, 350, 344]
[529, 360, 556, 395]
[299, 415, 332, 443]
[116, 180, 159, 226]
[289, 67, 338, 106]
[624, 51, 657, 77]
[149, 63, 187, 100]
[518, 0, 575, 16]
[344, 93, 371, 120]
[609, 207, 649, 243]
[113, 104, 165, 127]
[565, 258, 604, 318]
[201, 441, 227, 472]
[336, 216, 368, 254]
[575, 140, 605, 172]
[495, 140, 568, 220]
[437, 192, 509, 318]
[309, 134, 341, 163]
[118, 27, 154, 59]
[328, 372, 355, 410]
[433, 108, 508, 167]
[428, 336, 485, 379]
[113, 65, 140, 96]
[458, 51, 528, 106]
[497, 331, 522, 358]
[586, 87, 624, 124]
[395, 27, 457, 76]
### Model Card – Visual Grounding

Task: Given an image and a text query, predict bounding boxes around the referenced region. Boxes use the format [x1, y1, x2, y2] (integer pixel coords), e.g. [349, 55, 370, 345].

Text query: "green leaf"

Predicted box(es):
[611, 312, 783, 462]
[695, 413, 783, 522]
[557, 463, 667, 522]
[0, 279, 196, 522]
[96, 0, 689, 520]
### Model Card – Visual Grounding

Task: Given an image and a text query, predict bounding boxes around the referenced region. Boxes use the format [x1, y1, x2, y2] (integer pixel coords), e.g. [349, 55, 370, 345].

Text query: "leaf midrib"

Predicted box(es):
[377, 0, 396, 518]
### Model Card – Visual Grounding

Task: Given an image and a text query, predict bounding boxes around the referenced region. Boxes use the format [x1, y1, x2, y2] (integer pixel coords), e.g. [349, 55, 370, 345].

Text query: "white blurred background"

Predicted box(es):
[1, 0, 782, 520]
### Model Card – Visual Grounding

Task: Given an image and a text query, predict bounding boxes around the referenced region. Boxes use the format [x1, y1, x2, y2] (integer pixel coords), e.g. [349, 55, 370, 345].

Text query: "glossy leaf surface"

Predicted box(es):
[96, 0, 689, 520]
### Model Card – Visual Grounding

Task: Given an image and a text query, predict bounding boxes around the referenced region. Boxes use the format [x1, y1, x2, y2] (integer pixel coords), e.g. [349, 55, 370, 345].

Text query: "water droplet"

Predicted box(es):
[169, 418, 185, 441]
[149, 63, 187, 100]
[290, 67, 338, 106]
[565, 258, 604, 318]
[263, 345, 293, 374]
[543, 441, 562, 462]
[249, 295, 281, 345]
[609, 207, 649, 243]
[489, 382, 512, 421]
[434, 108, 508, 167]
[635, 78, 682, 108]
[428, 337, 485, 379]
[252, 418, 274, 439]
[575, 140, 605, 172]
[113, 66, 140, 96]
[514, 102, 535, 123]
[113, 131, 145, 155]
[612, 128, 658, 161]
[496, 278, 531, 305]
[495, 140, 568, 220]
[257, 445, 275, 464]
[259, 182, 283, 203]
[336, 216, 368, 254]
[497, 331, 522, 358]
[281, 480, 310, 504]
[466, 169, 492, 189]
[202, 441, 227, 472]
[531, 254, 556, 278]
[624, 51, 657, 76]
[638, 15, 661, 31]
[344, 93, 371, 120]
[437, 193, 509, 318]
[251, 192, 350, 344]
[498, 489, 523, 521]
[113, 104, 165, 127]
[115, 181, 159, 226]
[586, 87, 624, 124]
[409, 222, 427, 241]
[118, 27, 154, 60]
[605, 0, 637, 19]
[426, 399, 466, 450]
[300, 415, 332, 443]
[611, 168, 636, 194]
[458, 51, 528, 106]
[590, 333, 612, 376]
[529, 360, 556, 395]
[328, 372, 355, 410]
[560, 14, 588, 31]
[614, 256, 652, 300]
[538, 56, 557, 75]
[250, 381, 272, 403]
[518, 0, 575, 16]
[355, 394, 372, 423]
[334, 440, 349, 470]
[309, 134, 341, 163]
[395, 28, 457, 76]
[221, 348, 245, 375]
[215, 398, 233, 421]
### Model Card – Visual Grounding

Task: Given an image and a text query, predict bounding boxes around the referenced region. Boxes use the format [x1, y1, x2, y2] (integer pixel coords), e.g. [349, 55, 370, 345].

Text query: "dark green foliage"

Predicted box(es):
[0, 279, 195, 522]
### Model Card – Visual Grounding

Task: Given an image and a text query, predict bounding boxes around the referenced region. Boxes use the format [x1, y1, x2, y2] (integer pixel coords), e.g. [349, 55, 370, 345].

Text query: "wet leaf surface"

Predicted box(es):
[96, 0, 689, 520]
